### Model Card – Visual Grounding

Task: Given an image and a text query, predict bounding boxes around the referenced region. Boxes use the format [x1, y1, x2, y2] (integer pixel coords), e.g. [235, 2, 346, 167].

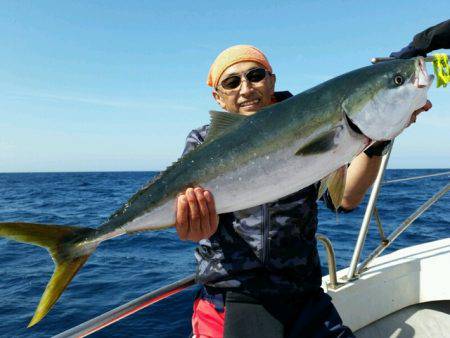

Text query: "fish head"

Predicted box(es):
[343, 57, 434, 141]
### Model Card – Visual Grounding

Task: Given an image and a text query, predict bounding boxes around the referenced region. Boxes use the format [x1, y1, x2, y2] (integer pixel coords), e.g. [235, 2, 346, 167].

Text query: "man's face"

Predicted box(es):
[213, 61, 276, 116]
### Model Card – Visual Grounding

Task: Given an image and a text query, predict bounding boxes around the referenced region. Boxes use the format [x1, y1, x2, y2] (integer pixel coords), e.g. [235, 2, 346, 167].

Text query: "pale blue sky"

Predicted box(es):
[0, 1, 448, 172]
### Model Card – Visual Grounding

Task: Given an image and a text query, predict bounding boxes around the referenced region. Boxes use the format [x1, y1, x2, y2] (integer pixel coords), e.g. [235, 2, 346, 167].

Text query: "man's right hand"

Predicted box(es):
[175, 187, 219, 242]
[390, 20, 450, 58]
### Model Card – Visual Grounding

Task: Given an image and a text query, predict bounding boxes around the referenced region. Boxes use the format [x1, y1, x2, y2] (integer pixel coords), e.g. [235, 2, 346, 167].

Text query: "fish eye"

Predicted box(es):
[393, 74, 404, 86]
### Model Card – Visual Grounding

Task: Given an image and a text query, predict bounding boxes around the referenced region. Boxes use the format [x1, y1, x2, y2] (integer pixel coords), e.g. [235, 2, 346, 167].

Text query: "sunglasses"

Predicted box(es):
[219, 67, 271, 90]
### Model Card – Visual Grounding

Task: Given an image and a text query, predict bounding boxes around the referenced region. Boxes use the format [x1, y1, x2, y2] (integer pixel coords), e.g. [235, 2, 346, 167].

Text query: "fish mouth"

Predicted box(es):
[414, 57, 434, 88]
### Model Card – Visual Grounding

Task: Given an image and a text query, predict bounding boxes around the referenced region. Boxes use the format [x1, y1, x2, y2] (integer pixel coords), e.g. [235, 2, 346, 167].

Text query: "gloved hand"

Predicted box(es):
[390, 41, 425, 59]
[390, 19, 450, 58]
[363, 140, 391, 158]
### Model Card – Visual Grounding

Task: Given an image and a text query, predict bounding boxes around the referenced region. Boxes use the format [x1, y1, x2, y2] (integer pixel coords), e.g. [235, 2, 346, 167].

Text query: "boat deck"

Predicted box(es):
[355, 300, 450, 337]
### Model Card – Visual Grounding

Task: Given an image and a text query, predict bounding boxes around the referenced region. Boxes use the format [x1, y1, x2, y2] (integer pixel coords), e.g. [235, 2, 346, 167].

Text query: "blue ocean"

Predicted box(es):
[0, 170, 448, 337]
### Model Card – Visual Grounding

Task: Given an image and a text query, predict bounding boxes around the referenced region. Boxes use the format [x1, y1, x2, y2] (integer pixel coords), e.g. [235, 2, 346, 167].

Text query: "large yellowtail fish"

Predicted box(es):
[0, 57, 433, 327]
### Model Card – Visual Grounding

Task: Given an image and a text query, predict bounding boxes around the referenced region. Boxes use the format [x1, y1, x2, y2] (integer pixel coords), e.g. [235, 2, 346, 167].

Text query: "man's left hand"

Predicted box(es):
[407, 100, 432, 127]
[364, 100, 432, 158]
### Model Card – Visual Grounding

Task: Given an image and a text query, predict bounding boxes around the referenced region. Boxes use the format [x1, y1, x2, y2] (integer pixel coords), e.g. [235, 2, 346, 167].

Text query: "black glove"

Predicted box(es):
[364, 140, 391, 158]
[390, 19, 450, 58]
[390, 41, 425, 59]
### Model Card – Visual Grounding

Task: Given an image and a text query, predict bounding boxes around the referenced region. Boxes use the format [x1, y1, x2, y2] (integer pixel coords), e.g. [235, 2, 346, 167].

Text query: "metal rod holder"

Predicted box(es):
[373, 206, 388, 244]
[346, 142, 393, 280]
[357, 183, 450, 274]
[316, 234, 339, 289]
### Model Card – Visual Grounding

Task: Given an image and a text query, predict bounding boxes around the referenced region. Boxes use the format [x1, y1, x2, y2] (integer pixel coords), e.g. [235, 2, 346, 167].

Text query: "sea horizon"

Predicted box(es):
[1, 167, 449, 174]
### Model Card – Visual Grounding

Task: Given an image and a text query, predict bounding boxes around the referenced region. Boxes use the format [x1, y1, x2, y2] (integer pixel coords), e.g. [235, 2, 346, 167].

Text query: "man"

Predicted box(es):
[175, 22, 446, 336]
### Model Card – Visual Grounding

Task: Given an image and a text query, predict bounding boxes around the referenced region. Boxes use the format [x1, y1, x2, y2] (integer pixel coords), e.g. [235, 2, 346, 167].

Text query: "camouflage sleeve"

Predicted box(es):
[181, 124, 210, 156]
[316, 183, 353, 213]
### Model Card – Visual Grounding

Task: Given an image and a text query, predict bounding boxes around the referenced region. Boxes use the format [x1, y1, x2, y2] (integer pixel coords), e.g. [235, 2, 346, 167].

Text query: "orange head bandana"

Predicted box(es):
[207, 45, 273, 87]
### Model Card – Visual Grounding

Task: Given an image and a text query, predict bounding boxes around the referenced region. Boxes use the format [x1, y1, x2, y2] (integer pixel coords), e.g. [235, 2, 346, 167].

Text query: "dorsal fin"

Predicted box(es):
[205, 110, 247, 142]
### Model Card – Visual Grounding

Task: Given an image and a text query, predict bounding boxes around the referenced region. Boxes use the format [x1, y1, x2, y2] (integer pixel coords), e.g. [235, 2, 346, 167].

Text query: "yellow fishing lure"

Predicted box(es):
[432, 54, 450, 88]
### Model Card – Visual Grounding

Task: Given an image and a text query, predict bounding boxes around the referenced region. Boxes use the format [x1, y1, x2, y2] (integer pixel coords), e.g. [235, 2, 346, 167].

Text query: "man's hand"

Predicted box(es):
[407, 100, 432, 127]
[175, 187, 219, 242]
[390, 20, 450, 58]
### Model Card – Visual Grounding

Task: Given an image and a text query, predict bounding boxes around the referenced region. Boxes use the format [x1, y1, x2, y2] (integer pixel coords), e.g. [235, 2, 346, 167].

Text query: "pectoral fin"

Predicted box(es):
[317, 177, 328, 200]
[327, 166, 347, 209]
[295, 127, 342, 156]
[317, 166, 347, 209]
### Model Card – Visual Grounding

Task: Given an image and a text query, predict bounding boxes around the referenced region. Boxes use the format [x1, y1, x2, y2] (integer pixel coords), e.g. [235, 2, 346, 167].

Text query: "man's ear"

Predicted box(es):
[212, 91, 227, 109]
[269, 73, 276, 92]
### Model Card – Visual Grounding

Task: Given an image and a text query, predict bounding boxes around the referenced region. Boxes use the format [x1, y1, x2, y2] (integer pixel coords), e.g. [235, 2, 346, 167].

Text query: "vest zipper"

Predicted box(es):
[261, 204, 270, 265]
